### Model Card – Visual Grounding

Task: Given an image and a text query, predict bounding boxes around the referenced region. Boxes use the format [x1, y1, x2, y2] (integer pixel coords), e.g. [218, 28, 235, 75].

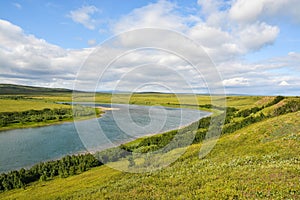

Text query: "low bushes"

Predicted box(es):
[0, 154, 101, 191]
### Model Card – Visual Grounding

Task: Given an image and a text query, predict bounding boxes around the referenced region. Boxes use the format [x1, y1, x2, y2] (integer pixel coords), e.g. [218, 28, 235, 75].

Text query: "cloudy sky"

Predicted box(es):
[0, 0, 299, 95]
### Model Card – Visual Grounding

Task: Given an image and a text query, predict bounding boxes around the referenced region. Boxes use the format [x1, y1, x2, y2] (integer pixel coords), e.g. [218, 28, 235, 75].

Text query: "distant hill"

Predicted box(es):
[0, 84, 73, 94]
[0, 84, 266, 96]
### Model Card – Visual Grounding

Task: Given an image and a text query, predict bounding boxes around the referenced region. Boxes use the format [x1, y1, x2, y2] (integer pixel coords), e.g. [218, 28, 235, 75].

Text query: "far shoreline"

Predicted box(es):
[0, 103, 211, 132]
[0, 108, 104, 132]
[0, 104, 211, 173]
[1, 109, 211, 173]
[96, 106, 120, 111]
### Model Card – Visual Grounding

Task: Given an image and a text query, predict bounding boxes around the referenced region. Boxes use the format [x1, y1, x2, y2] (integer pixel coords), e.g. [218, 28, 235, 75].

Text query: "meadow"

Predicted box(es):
[0, 97, 70, 112]
[0, 91, 262, 132]
[0, 85, 299, 199]
[0, 108, 299, 199]
[0, 95, 103, 131]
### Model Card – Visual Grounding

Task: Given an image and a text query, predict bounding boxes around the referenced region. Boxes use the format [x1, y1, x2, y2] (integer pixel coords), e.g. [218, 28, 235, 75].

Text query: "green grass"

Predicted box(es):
[0, 97, 71, 131]
[33, 93, 265, 110]
[1, 110, 299, 199]
[226, 96, 271, 109]
[0, 91, 298, 199]
[0, 99, 70, 112]
[0, 84, 72, 94]
[0, 98, 103, 131]
[0, 98, 73, 131]
[0, 112, 102, 132]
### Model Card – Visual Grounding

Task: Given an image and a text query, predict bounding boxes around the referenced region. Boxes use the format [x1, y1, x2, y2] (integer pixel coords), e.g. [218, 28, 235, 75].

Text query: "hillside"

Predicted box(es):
[0, 103, 299, 199]
[0, 84, 72, 94]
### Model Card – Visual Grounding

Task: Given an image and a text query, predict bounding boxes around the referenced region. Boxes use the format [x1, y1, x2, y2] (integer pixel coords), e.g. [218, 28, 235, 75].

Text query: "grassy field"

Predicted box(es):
[0, 97, 104, 131]
[0, 84, 72, 94]
[0, 98, 70, 112]
[29, 92, 266, 109]
[0, 93, 266, 132]
[0, 86, 298, 199]
[0, 93, 270, 114]
[0, 110, 298, 199]
[0, 84, 271, 111]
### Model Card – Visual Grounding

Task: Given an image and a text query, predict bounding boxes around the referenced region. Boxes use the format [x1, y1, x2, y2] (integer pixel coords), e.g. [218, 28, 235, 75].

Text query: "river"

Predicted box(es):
[0, 104, 209, 173]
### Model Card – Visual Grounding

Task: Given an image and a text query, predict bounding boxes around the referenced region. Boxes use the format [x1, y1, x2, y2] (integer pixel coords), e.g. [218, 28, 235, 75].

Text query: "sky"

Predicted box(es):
[0, 0, 299, 95]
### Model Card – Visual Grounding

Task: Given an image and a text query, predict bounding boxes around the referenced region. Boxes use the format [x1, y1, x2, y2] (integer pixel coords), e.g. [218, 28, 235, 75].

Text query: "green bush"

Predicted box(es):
[0, 106, 96, 128]
[0, 154, 100, 191]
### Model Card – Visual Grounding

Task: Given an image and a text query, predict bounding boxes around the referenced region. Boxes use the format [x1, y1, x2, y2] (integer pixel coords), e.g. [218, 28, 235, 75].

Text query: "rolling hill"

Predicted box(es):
[0, 95, 299, 199]
[0, 84, 72, 94]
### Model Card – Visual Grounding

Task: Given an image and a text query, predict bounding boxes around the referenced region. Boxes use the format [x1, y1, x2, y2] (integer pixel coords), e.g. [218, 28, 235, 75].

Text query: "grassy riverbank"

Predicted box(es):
[1, 108, 299, 199]
[0, 97, 103, 131]
[0, 110, 103, 132]
[0, 89, 299, 199]
[0, 90, 263, 131]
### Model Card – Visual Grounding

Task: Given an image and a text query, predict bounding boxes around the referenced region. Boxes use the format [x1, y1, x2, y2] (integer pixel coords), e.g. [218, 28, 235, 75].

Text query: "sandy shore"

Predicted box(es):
[96, 106, 120, 111]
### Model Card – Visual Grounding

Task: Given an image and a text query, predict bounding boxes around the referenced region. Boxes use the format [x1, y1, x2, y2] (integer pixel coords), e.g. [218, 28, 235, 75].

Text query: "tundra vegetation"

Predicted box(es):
[0, 96, 102, 131]
[0, 85, 299, 199]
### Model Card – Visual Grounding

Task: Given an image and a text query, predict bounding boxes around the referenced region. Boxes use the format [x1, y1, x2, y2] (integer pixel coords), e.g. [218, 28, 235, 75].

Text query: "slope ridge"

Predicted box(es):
[0, 84, 72, 94]
[1, 111, 299, 199]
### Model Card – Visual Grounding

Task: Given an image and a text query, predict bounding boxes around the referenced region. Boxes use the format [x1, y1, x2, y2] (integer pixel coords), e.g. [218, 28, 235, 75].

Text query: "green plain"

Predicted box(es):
[0, 111, 298, 199]
[0, 89, 299, 199]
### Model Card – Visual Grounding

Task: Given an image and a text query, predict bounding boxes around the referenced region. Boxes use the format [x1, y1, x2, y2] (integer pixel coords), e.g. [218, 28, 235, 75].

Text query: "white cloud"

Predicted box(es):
[216, 52, 300, 95]
[87, 39, 97, 46]
[237, 22, 279, 52]
[0, 0, 299, 95]
[229, 0, 266, 23]
[0, 19, 92, 88]
[286, 52, 300, 62]
[113, 0, 191, 33]
[223, 77, 249, 87]
[197, 0, 227, 16]
[12, 2, 22, 9]
[68, 6, 99, 30]
[112, 0, 280, 62]
[279, 81, 290, 86]
[229, 0, 300, 23]
[268, 52, 300, 72]
[188, 24, 231, 48]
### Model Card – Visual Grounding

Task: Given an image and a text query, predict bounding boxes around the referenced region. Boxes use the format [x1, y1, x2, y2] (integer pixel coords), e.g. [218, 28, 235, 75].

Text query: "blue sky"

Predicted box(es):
[0, 0, 299, 95]
[0, 0, 160, 48]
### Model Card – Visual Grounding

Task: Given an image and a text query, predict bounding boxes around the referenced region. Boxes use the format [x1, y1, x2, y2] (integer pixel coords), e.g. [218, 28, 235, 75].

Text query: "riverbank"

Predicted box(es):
[2, 111, 298, 199]
[0, 108, 103, 132]
[96, 106, 120, 111]
[0, 104, 207, 174]
[1, 97, 299, 198]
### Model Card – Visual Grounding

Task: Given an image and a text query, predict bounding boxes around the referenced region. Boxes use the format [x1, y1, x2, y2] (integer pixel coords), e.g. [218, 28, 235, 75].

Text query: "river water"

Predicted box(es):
[0, 104, 209, 173]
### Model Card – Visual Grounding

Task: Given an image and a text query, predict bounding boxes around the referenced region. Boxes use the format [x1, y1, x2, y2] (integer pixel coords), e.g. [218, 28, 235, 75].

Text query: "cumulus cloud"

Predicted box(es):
[216, 52, 300, 95]
[113, 0, 191, 33]
[229, 0, 300, 23]
[73, 40, 210, 92]
[108, 0, 298, 95]
[188, 24, 232, 48]
[237, 22, 279, 52]
[197, 0, 224, 15]
[229, 0, 266, 23]
[223, 77, 249, 87]
[113, 0, 281, 62]
[68, 6, 99, 30]
[0, 19, 92, 88]
[0, 0, 299, 95]
[279, 81, 290, 86]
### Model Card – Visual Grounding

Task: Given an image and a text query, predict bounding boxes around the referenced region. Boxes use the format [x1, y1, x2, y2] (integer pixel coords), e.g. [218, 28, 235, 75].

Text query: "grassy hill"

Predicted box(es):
[0, 84, 72, 94]
[0, 98, 299, 199]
